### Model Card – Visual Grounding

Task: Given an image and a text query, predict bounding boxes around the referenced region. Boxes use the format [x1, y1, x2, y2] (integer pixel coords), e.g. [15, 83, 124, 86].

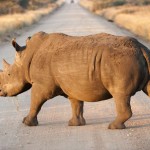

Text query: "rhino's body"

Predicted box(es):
[1, 32, 150, 129]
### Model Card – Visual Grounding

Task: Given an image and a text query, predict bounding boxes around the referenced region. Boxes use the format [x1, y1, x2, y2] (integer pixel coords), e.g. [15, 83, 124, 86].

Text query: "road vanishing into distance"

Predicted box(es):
[1, 2, 150, 150]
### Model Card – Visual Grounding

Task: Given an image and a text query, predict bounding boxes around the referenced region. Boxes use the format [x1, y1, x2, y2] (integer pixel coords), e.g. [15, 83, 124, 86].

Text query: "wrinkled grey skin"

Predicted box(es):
[1, 32, 150, 129]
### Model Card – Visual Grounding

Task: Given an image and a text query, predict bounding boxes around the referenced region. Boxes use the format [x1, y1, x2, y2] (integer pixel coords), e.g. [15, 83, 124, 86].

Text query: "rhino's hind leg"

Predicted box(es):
[68, 98, 86, 126]
[23, 116, 38, 126]
[108, 95, 132, 129]
[23, 84, 47, 126]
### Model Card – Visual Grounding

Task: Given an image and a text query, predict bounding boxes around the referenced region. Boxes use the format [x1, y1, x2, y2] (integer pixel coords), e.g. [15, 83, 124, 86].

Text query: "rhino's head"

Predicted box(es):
[0, 39, 31, 96]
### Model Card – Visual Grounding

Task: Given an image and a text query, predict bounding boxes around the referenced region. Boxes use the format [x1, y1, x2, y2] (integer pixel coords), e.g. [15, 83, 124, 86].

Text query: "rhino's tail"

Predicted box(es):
[140, 45, 150, 74]
[140, 44, 150, 95]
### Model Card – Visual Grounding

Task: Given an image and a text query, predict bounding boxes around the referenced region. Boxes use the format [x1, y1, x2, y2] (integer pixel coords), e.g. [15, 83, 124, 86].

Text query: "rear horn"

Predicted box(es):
[12, 39, 21, 52]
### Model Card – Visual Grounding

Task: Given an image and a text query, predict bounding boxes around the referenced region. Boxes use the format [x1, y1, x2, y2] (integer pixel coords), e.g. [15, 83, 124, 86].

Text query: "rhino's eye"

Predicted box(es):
[8, 73, 10, 76]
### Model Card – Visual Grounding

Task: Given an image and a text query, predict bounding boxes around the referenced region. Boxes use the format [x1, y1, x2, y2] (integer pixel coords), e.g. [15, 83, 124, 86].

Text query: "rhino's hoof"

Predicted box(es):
[68, 118, 86, 126]
[80, 118, 86, 126]
[23, 116, 38, 126]
[68, 119, 81, 126]
[108, 122, 126, 129]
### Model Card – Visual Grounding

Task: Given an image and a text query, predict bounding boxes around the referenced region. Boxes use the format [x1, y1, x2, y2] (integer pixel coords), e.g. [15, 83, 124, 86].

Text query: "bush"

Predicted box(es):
[112, 0, 126, 6]
[91, 0, 126, 12]
[19, 0, 29, 8]
[139, 0, 150, 5]
[126, 0, 150, 5]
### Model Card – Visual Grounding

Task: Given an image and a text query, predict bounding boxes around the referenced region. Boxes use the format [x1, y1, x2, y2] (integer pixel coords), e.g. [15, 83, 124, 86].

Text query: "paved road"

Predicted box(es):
[1, 3, 150, 150]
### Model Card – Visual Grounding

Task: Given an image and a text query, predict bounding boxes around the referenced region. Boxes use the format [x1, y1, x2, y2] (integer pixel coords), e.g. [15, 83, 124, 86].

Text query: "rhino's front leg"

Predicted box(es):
[23, 84, 47, 126]
[108, 95, 132, 129]
[68, 98, 86, 126]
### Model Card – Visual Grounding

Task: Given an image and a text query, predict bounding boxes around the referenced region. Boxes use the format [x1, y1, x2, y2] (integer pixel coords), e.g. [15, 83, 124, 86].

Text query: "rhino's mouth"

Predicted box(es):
[0, 89, 7, 97]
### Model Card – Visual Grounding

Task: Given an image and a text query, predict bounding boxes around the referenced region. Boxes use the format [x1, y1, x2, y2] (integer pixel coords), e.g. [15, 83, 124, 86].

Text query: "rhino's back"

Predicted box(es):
[50, 33, 148, 101]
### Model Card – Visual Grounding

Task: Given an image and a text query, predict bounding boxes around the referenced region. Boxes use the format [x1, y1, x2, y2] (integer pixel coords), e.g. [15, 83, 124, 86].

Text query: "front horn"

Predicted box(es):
[3, 59, 10, 71]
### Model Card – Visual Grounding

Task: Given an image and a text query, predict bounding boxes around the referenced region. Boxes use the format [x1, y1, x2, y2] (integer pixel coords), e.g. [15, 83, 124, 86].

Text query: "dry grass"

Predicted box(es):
[0, 0, 58, 15]
[0, 0, 64, 36]
[98, 5, 150, 40]
[80, 0, 127, 12]
[114, 6, 150, 40]
[80, 0, 150, 41]
[80, 0, 150, 11]
[79, 0, 94, 11]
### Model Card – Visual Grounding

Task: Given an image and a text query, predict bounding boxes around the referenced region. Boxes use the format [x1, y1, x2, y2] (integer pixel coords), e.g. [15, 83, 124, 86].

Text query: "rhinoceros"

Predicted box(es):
[0, 32, 150, 129]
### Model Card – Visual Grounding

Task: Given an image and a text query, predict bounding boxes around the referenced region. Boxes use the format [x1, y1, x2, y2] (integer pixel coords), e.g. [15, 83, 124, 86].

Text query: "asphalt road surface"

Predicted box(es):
[1, 2, 150, 150]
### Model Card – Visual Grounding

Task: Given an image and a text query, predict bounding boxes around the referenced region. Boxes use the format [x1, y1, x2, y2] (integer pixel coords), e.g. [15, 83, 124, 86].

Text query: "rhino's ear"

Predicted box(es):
[26, 36, 31, 44]
[3, 59, 10, 71]
[12, 39, 21, 52]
